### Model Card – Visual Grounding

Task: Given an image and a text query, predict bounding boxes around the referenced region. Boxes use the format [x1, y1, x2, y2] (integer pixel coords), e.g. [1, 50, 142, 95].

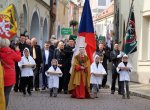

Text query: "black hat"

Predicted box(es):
[20, 34, 25, 36]
[69, 35, 75, 41]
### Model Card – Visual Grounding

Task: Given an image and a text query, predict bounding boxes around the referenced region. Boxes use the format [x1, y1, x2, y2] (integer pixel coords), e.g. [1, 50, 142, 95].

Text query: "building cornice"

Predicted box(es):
[36, 0, 50, 10]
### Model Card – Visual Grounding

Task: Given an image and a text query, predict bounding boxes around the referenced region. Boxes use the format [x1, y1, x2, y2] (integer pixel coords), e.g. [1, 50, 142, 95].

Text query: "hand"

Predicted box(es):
[58, 64, 62, 67]
[15, 46, 20, 51]
[80, 66, 85, 70]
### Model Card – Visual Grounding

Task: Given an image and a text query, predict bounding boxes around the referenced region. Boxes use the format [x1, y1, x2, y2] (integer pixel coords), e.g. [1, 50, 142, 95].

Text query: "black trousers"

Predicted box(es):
[4, 85, 13, 108]
[21, 76, 33, 94]
[42, 65, 49, 87]
[63, 73, 71, 92]
[111, 69, 121, 93]
[14, 65, 21, 92]
[120, 81, 129, 96]
[102, 74, 107, 87]
[34, 66, 40, 89]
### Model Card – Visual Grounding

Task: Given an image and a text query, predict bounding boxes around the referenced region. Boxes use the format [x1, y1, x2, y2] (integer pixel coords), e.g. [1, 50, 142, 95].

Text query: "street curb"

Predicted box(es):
[130, 91, 150, 100]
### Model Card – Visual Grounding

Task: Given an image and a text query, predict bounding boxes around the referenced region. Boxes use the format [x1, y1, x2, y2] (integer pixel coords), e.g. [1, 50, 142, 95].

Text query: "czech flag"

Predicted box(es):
[78, 0, 96, 63]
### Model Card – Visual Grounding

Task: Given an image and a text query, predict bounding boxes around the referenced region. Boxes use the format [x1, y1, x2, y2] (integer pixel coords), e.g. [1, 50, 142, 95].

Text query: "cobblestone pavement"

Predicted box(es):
[8, 89, 150, 110]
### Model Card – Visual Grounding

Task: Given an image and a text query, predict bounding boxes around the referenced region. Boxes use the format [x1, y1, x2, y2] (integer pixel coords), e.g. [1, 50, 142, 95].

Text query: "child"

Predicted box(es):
[18, 48, 36, 96]
[117, 54, 132, 99]
[45, 59, 62, 97]
[90, 55, 106, 98]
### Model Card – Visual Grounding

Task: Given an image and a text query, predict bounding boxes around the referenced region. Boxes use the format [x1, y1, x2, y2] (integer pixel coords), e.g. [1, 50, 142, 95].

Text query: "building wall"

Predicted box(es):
[0, 0, 50, 46]
[55, 0, 70, 40]
[95, 15, 114, 37]
[117, 0, 150, 84]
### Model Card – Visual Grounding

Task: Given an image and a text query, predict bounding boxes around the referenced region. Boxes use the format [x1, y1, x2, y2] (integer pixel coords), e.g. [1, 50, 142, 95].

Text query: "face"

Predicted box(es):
[31, 38, 37, 46]
[79, 48, 85, 55]
[52, 60, 57, 66]
[68, 40, 75, 47]
[99, 44, 104, 50]
[26, 39, 31, 45]
[60, 44, 64, 49]
[24, 49, 29, 57]
[114, 44, 119, 50]
[20, 36, 26, 43]
[95, 57, 100, 63]
[44, 43, 50, 50]
[123, 57, 128, 62]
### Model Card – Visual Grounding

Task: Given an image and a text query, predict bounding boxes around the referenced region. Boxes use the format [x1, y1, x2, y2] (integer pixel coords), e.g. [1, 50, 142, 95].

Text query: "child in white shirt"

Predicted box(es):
[117, 54, 132, 99]
[18, 48, 36, 96]
[45, 59, 62, 97]
[90, 55, 106, 98]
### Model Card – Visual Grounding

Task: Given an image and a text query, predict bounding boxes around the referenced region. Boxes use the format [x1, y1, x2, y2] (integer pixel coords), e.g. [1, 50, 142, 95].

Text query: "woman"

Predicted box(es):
[68, 47, 91, 99]
[0, 37, 5, 110]
[53, 41, 66, 93]
[0, 38, 21, 108]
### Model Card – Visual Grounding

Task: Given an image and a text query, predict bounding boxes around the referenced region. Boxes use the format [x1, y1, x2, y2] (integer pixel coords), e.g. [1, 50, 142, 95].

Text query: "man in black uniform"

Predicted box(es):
[63, 37, 75, 94]
[110, 43, 122, 94]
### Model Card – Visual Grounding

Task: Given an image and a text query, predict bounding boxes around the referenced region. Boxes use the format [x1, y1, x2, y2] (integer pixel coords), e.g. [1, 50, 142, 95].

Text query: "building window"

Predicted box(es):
[98, 0, 106, 6]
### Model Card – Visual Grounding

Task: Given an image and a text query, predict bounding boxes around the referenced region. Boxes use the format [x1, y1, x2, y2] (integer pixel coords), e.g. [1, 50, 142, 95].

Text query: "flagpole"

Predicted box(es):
[125, 0, 134, 31]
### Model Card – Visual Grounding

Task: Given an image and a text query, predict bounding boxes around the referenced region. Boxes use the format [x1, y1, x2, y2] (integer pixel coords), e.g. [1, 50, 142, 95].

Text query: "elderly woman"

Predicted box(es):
[0, 38, 5, 110]
[53, 41, 66, 93]
[0, 38, 21, 108]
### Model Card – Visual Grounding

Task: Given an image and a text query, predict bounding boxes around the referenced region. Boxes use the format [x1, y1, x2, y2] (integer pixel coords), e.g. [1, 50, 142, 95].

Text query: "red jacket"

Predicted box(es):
[0, 47, 21, 86]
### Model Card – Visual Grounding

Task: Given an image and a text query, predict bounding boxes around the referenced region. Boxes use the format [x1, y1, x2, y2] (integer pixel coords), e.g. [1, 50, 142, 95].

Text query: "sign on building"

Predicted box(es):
[61, 28, 72, 35]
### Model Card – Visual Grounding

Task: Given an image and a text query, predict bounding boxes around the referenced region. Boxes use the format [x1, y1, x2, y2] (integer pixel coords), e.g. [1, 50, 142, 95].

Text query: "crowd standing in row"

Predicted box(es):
[0, 34, 132, 109]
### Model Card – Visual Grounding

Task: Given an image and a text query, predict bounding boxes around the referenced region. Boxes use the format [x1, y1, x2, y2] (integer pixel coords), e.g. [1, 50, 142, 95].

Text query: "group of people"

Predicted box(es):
[0, 34, 133, 110]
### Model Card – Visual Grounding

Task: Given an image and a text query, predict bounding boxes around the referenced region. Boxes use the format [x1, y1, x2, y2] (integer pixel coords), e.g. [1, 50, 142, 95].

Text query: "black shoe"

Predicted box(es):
[122, 95, 125, 99]
[111, 91, 114, 94]
[64, 91, 68, 94]
[14, 89, 18, 92]
[35, 88, 40, 91]
[127, 95, 130, 99]
[42, 87, 46, 90]
[50, 92, 53, 97]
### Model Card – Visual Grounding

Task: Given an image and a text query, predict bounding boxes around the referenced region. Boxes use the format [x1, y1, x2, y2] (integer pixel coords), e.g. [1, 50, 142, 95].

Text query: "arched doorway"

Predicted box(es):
[30, 11, 40, 45]
[43, 18, 48, 43]
[23, 4, 28, 32]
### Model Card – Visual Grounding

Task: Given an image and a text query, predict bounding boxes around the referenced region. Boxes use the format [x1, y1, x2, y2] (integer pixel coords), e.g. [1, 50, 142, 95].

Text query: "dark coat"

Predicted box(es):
[96, 47, 110, 72]
[64, 45, 74, 73]
[30, 45, 42, 67]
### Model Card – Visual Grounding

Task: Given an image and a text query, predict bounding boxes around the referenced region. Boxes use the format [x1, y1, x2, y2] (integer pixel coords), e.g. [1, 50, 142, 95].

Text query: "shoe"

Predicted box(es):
[64, 91, 68, 94]
[127, 95, 130, 99]
[35, 88, 40, 91]
[42, 87, 46, 90]
[54, 94, 57, 97]
[122, 95, 125, 99]
[111, 91, 114, 94]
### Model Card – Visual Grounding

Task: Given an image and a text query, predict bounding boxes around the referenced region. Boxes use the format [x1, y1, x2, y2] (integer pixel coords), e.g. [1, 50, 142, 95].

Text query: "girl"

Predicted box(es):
[90, 55, 106, 98]
[117, 54, 132, 99]
[18, 48, 36, 96]
[46, 59, 62, 97]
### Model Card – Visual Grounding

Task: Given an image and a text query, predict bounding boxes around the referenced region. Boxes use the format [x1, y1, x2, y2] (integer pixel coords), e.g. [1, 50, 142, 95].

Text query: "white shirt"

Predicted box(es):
[45, 50, 49, 65]
[117, 62, 132, 81]
[90, 62, 106, 85]
[18, 56, 36, 77]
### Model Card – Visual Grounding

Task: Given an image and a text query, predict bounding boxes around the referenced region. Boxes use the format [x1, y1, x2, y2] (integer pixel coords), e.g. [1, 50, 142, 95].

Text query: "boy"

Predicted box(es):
[45, 59, 62, 97]
[117, 54, 132, 99]
[90, 55, 106, 98]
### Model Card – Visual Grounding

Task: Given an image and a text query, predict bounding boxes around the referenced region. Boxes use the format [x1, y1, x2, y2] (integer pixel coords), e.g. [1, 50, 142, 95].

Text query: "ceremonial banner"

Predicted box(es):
[0, 4, 17, 39]
[124, 6, 137, 54]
